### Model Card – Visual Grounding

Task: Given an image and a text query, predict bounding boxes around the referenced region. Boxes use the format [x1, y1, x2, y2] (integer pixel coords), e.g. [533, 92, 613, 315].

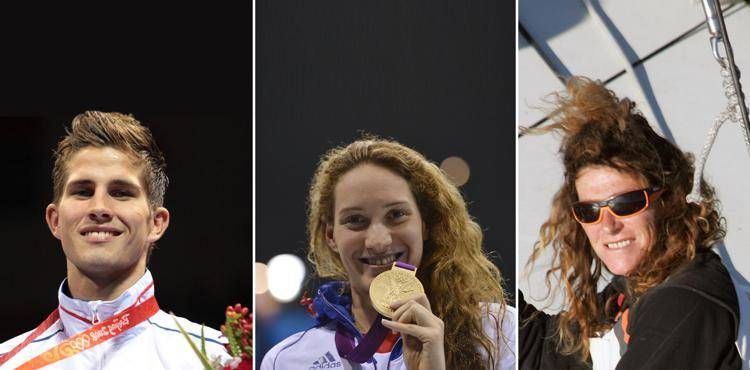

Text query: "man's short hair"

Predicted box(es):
[52, 111, 168, 209]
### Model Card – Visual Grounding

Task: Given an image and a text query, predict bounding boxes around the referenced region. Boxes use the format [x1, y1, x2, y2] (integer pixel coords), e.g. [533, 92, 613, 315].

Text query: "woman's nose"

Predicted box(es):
[600, 207, 623, 234]
[365, 223, 392, 252]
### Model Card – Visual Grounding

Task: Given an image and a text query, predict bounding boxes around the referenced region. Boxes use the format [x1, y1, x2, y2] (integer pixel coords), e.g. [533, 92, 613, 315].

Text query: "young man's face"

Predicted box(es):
[46, 146, 169, 282]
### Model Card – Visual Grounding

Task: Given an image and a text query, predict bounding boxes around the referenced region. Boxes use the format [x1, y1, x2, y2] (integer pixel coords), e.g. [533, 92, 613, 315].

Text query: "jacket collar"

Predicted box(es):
[312, 281, 404, 361]
[57, 270, 155, 336]
[312, 281, 354, 329]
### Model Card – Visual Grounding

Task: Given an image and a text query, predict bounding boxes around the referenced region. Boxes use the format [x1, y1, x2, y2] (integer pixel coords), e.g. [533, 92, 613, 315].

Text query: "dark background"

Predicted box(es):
[256, 0, 515, 362]
[0, 1, 251, 340]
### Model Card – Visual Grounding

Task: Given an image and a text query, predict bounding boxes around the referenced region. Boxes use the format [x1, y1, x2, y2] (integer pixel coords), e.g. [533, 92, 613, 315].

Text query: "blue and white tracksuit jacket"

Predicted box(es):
[0, 270, 231, 369]
[261, 281, 517, 370]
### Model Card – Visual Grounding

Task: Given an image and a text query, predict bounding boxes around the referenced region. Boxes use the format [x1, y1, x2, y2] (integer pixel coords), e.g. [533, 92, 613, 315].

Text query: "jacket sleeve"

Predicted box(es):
[519, 290, 590, 370]
[519, 290, 549, 370]
[616, 287, 741, 370]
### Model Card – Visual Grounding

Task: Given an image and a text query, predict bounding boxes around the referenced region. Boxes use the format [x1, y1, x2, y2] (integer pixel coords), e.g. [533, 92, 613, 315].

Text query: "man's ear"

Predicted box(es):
[325, 220, 337, 251]
[147, 207, 170, 243]
[45, 203, 61, 240]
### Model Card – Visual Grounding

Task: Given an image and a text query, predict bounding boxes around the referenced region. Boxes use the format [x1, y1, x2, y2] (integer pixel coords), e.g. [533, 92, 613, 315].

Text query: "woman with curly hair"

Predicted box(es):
[261, 137, 515, 370]
[519, 77, 741, 369]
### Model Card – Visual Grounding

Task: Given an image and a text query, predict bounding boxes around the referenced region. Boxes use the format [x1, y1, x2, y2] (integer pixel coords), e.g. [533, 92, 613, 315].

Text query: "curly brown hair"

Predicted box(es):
[307, 136, 509, 369]
[525, 77, 725, 359]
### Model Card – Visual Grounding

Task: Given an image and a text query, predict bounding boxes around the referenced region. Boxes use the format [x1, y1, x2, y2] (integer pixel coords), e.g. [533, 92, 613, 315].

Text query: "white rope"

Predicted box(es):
[687, 66, 750, 203]
[581, 0, 750, 204]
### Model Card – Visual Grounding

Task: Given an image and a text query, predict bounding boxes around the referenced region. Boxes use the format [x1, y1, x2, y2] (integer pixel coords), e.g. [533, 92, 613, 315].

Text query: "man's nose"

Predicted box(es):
[88, 193, 113, 223]
[365, 223, 392, 252]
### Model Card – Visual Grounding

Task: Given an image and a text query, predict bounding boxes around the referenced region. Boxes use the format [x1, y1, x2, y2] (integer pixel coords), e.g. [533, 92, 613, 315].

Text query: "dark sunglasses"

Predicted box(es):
[571, 187, 664, 224]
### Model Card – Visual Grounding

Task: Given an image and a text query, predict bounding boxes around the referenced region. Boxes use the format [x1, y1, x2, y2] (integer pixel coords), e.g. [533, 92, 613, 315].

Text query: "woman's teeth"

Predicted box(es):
[606, 240, 632, 249]
[363, 253, 401, 266]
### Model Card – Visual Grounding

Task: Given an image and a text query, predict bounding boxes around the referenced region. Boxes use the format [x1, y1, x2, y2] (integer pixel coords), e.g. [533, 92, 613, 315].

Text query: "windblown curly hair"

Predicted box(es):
[525, 77, 725, 360]
[307, 136, 509, 369]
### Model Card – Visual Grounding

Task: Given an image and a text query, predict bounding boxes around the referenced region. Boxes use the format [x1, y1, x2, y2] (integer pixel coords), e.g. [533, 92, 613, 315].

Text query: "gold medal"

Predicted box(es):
[369, 261, 424, 318]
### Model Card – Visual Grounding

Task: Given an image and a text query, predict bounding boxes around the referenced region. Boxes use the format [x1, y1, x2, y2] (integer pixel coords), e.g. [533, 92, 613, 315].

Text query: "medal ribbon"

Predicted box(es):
[393, 261, 415, 271]
[335, 262, 416, 363]
[15, 296, 159, 370]
[0, 311, 61, 367]
[335, 317, 390, 363]
[0, 285, 159, 370]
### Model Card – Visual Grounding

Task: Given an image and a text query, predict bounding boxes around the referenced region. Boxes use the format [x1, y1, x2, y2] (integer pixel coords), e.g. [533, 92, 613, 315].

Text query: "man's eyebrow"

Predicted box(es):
[66, 179, 93, 188]
[66, 179, 142, 189]
[109, 179, 141, 188]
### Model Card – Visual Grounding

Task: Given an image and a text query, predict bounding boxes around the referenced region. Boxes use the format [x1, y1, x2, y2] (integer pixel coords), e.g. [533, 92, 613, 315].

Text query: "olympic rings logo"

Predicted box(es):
[70, 335, 91, 352]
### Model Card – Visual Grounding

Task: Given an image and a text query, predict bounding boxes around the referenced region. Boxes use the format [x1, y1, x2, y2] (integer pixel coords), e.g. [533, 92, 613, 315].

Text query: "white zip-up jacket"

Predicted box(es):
[261, 281, 516, 370]
[0, 270, 231, 369]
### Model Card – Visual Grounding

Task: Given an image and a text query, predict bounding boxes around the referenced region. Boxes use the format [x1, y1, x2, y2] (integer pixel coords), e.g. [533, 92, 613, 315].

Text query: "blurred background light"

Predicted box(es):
[267, 254, 306, 302]
[255, 262, 269, 294]
[440, 156, 471, 187]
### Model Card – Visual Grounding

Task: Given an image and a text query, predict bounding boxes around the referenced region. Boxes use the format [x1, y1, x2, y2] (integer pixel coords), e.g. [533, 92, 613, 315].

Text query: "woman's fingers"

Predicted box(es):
[382, 294, 446, 370]
[381, 318, 436, 341]
[391, 300, 429, 325]
[390, 293, 432, 313]
[383, 299, 444, 338]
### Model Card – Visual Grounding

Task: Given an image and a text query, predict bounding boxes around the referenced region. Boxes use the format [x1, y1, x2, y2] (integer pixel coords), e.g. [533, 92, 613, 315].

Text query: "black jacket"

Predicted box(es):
[520, 251, 741, 370]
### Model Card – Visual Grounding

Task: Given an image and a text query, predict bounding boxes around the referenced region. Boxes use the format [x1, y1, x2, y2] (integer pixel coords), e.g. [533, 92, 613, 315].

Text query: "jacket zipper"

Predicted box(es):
[91, 303, 101, 324]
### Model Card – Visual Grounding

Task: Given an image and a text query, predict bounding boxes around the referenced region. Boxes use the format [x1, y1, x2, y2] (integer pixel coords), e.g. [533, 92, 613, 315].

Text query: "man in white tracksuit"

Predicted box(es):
[0, 111, 231, 369]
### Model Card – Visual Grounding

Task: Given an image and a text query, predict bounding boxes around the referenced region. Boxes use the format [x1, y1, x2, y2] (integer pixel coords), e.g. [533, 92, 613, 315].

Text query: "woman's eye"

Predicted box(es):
[343, 215, 366, 227]
[388, 209, 408, 220]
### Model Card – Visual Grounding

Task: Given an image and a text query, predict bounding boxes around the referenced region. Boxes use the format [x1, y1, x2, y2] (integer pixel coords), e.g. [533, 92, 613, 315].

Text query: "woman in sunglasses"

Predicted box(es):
[261, 137, 516, 370]
[519, 77, 741, 369]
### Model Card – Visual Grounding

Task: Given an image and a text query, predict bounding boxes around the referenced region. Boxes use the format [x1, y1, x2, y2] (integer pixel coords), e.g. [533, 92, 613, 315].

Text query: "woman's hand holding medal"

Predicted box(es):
[381, 294, 446, 370]
[371, 262, 445, 370]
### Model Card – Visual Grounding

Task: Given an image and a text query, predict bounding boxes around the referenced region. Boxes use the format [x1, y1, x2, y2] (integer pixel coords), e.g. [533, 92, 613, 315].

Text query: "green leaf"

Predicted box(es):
[170, 312, 213, 370]
[201, 325, 207, 356]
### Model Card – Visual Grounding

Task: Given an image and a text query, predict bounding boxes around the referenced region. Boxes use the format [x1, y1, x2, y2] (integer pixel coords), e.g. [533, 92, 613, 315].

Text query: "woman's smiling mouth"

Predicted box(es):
[605, 239, 633, 249]
[359, 252, 404, 266]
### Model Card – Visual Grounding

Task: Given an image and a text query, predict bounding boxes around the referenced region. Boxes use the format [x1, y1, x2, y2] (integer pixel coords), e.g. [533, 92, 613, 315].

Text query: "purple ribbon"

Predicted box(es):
[395, 261, 416, 271]
[335, 316, 390, 363]
[334, 262, 416, 363]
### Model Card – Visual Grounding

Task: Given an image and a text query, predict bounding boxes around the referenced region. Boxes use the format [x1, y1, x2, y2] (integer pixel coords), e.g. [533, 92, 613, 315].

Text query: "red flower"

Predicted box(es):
[221, 353, 253, 370]
[221, 303, 253, 362]
[299, 291, 316, 316]
[236, 359, 252, 370]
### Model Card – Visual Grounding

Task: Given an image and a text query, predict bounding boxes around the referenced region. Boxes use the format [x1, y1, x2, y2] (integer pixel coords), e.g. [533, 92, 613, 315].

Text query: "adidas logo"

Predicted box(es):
[309, 351, 342, 369]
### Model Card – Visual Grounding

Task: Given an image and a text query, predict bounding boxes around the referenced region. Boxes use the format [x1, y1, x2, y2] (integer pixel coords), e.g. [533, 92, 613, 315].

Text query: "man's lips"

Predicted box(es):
[79, 226, 123, 243]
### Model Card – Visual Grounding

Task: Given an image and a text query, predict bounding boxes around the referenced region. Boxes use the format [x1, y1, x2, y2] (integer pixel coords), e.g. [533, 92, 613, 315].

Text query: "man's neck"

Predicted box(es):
[66, 263, 147, 301]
